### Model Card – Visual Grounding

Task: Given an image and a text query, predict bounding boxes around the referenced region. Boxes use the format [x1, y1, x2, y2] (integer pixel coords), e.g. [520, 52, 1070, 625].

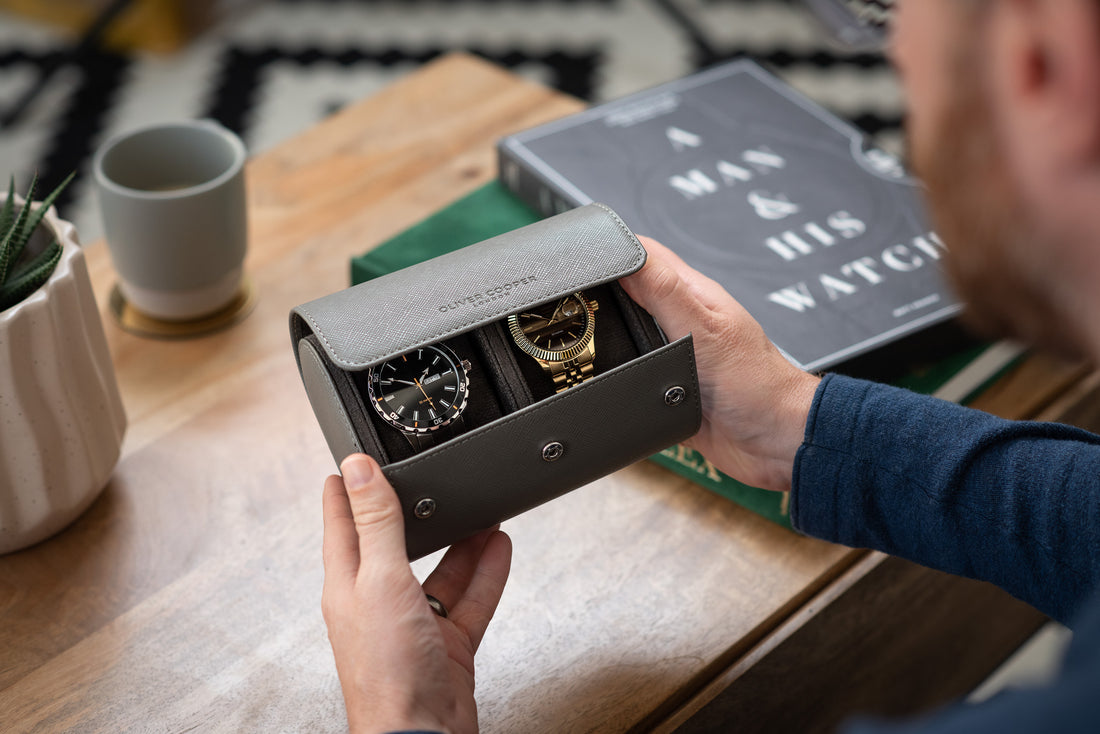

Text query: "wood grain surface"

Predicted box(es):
[658, 553, 1048, 734]
[0, 54, 1094, 733]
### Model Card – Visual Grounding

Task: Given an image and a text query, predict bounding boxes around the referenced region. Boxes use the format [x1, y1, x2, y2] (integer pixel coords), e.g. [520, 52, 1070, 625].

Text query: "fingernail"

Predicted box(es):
[341, 454, 375, 490]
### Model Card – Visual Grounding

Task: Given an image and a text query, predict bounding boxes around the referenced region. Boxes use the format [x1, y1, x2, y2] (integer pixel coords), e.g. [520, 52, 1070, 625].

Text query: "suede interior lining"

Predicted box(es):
[316, 281, 666, 465]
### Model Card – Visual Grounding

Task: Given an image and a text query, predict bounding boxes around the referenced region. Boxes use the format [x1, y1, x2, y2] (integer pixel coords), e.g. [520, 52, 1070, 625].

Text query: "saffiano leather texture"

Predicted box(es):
[290, 203, 702, 559]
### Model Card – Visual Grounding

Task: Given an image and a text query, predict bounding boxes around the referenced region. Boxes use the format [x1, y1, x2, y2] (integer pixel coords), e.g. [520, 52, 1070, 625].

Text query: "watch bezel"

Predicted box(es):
[507, 291, 596, 363]
[366, 342, 470, 435]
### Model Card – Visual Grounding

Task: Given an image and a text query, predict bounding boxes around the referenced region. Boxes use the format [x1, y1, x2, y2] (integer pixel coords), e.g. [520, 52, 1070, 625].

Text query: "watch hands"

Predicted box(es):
[413, 378, 436, 409]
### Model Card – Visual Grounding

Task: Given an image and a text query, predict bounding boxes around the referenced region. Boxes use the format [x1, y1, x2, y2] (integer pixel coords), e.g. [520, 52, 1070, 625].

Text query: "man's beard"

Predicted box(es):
[910, 59, 1086, 359]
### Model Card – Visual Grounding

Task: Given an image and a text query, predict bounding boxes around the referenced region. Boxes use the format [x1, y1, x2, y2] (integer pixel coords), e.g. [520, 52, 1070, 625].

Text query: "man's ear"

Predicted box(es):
[991, 0, 1100, 165]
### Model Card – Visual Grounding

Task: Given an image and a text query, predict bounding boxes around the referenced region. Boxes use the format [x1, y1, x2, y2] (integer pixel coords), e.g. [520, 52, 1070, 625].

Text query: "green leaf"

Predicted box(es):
[0, 240, 60, 311]
[0, 178, 18, 286]
[0, 171, 74, 310]
[0, 172, 39, 286]
[8, 233, 57, 281]
[0, 171, 75, 308]
[17, 171, 74, 269]
[0, 177, 15, 240]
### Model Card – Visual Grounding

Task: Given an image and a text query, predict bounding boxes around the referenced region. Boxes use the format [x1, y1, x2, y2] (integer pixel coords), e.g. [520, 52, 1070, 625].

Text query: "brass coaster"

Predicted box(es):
[109, 278, 257, 339]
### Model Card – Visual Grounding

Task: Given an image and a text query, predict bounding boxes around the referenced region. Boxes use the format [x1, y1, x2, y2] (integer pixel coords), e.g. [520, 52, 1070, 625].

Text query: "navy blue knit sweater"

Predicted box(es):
[390, 373, 1100, 733]
[793, 374, 1100, 733]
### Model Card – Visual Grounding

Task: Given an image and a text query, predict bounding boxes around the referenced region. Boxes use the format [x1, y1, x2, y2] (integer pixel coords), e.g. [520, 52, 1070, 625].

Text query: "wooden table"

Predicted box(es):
[2, 53, 1098, 733]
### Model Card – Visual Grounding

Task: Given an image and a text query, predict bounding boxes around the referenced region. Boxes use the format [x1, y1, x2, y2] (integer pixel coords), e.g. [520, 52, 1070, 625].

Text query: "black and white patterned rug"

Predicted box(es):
[0, 0, 900, 242]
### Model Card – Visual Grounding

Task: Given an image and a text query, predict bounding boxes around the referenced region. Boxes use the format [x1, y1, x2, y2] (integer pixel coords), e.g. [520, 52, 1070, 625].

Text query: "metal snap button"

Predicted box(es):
[414, 497, 436, 519]
[665, 386, 686, 406]
[542, 442, 565, 462]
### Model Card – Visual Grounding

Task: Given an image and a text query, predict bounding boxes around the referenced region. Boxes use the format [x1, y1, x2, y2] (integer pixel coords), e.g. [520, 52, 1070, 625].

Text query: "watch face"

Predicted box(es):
[367, 343, 468, 433]
[509, 292, 595, 359]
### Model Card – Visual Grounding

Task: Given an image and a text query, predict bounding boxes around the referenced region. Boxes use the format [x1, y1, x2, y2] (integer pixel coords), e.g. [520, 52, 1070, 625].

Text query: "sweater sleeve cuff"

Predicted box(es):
[789, 372, 873, 541]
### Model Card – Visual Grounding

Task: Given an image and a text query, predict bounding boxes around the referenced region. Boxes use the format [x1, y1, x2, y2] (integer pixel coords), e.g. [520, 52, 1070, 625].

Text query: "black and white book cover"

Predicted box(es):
[498, 59, 963, 372]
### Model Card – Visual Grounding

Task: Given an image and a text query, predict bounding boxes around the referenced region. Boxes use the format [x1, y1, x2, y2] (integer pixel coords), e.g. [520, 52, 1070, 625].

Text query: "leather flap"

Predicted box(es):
[290, 203, 645, 372]
[388, 335, 701, 559]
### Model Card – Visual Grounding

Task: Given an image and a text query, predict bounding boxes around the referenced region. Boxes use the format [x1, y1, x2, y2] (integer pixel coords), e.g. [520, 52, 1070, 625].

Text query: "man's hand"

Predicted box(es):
[322, 453, 511, 734]
[621, 236, 821, 492]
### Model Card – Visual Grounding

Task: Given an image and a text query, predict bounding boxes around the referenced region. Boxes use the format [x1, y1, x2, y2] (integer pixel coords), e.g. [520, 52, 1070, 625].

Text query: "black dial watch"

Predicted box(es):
[508, 291, 598, 393]
[367, 343, 471, 452]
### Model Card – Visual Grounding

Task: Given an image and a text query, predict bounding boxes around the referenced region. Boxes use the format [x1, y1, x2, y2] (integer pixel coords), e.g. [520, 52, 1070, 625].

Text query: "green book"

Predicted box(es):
[351, 181, 542, 283]
[352, 181, 1022, 529]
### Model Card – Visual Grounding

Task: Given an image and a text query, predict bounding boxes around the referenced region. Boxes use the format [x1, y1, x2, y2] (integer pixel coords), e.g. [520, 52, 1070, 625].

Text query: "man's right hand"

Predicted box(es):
[621, 236, 821, 493]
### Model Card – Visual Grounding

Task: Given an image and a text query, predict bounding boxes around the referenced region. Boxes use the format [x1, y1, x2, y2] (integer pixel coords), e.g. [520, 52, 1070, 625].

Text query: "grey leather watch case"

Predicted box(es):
[290, 203, 702, 559]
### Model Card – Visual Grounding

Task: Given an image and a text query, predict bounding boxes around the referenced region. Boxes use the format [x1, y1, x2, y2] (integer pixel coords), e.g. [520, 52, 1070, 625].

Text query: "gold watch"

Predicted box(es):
[508, 291, 599, 393]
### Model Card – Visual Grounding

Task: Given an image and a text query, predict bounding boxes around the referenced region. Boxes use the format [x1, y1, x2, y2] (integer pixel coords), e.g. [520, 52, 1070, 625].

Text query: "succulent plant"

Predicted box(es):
[0, 172, 75, 312]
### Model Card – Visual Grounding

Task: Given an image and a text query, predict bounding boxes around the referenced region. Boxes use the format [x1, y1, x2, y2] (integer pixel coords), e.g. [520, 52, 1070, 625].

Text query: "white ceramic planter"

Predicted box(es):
[0, 196, 127, 554]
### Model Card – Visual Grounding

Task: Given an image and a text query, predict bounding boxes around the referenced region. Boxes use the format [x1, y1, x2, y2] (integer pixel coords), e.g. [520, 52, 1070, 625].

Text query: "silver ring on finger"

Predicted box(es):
[425, 593, 448, 618]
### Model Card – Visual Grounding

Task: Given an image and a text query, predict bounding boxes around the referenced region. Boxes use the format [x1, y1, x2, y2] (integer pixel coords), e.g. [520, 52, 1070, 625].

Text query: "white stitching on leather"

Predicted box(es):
[591, 202, 646, 261]
[301, 204, 648, 369]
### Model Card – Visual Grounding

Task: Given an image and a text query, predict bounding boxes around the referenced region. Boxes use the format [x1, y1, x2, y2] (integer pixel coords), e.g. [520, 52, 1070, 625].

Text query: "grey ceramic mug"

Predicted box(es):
[93, 120, 248, 321]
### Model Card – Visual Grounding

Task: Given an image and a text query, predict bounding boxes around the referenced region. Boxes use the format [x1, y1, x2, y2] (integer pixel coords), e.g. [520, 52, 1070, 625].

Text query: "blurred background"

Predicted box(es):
[0, 0, 1077, 707]
[0, 0, 901, 243]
